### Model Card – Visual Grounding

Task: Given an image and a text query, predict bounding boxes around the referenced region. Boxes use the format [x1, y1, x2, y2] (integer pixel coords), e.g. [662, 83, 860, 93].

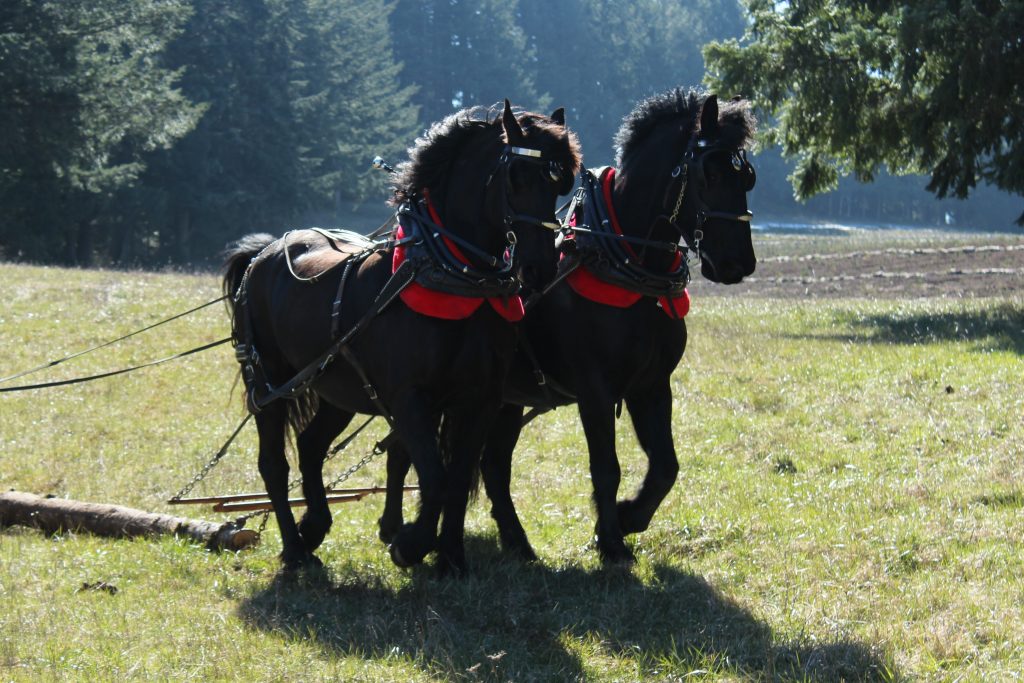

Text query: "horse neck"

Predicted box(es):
[611, 113, 698, 255]
[609, 159, 680, 262]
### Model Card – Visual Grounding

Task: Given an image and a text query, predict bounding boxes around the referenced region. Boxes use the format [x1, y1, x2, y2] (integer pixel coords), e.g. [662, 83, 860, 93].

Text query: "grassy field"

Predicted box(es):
[1, 230, 1023, 681]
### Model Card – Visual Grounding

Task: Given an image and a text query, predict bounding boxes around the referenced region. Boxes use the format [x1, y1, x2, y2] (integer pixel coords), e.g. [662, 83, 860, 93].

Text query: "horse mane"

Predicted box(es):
[613, 88, 757, 166]
[391, 104, 582, 205]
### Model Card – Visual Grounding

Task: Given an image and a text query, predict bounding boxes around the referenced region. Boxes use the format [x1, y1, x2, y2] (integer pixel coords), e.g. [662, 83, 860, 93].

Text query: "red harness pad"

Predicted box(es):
[565, 167, 690, 318]
[392, 199, 524, 322]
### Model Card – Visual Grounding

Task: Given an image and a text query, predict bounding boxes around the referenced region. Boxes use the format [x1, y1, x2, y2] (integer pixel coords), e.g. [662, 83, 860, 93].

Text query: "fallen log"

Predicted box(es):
[0, 490, 258, 551]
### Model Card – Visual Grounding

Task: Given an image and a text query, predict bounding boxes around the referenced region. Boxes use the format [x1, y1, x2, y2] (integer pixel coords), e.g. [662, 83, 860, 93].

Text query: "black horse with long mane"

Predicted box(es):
[222, 101, 581, 573]
[380, 89, 757, 565]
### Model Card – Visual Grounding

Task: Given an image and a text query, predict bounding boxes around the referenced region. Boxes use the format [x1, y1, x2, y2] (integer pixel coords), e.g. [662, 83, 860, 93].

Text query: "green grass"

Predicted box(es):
[2, 242, 1023, 681]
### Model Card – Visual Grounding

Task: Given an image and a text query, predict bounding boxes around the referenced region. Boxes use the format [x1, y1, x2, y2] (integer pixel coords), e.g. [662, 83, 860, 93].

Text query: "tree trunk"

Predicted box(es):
[0, 491, 258, 551]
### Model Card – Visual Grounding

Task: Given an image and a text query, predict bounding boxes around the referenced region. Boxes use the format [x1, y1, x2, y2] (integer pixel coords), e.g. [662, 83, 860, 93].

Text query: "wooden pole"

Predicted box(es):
[170, 485, 418, 508]
[214, 493, 365, 512]
[0, 491, 258, 551]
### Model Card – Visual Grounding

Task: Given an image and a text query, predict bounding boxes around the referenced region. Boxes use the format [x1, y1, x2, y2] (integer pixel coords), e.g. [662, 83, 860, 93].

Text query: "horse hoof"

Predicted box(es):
[616, 500, 651, 536]
[280, 550, 323, 573]
[389, 543, 412, 568]
[597, 537, 636, 567]
[435, 554, 467, 579]
[298, 518, 331, 552]
[502, 540, 539, 563]
[388, 526, 434, 567]
[378, 516, 401, 545]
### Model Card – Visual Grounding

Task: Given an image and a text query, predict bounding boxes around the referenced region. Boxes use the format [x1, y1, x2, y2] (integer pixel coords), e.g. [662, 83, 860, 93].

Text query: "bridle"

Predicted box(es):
[395, 142, 571, 296]
[663, 131, 756, 254]
[489, 144, 571, 233]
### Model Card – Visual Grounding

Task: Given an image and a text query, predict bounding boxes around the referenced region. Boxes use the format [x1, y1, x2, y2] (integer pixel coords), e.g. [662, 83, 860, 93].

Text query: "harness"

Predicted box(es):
[557, 130, 756, 318]
[231, 143, 564, 421]
[392, 193, 524, 321]
[564, 165, 690, 317]
[663, 132, 756, 246]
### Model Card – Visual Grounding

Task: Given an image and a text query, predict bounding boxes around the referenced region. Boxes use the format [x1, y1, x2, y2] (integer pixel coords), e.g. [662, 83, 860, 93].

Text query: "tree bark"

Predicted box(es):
[0, 491, 258, 551]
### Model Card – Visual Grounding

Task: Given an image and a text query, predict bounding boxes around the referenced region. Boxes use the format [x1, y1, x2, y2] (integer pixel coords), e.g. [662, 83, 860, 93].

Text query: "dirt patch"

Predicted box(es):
[693, 243, 1024, 299]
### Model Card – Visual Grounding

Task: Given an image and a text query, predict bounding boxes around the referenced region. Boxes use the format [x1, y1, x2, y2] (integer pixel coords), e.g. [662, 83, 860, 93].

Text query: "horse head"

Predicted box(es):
[616, 90, 758, 284]
[391, 100, 581, 293]
[493, 101, 581, 290]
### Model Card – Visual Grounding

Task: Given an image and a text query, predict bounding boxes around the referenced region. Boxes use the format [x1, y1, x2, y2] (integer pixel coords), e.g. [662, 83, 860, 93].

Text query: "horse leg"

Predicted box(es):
[480, 403, 537, 562]
[296, 402, 354, 553]
[620, 381, 679, 535]
[255, 403, 314, 570]
[387, 398, 444, 568]
[434, 402, 500, 577]
[378, 441, 412, 544]
[578, 395, 634, 565]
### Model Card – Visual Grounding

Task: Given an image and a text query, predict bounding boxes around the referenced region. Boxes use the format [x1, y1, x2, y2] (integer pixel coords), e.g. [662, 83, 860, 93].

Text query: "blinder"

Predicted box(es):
[505, 145, 574, 195]
[664, 134, 756, 231]
[688, 141, 756, 193]
[490, 144, 574, 232]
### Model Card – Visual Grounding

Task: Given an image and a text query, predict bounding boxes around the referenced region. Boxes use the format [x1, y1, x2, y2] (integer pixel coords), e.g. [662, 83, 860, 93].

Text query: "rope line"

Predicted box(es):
[0, 337, 232, 393]
[0, 295, 228, 384]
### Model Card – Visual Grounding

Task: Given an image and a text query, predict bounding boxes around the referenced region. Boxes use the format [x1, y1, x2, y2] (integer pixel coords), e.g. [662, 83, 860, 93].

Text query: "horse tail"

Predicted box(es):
[221, 233, 277, 304]
[220, 233, 276, 343]
[219, 233, 318, 435]
[439, 413, 482, 501]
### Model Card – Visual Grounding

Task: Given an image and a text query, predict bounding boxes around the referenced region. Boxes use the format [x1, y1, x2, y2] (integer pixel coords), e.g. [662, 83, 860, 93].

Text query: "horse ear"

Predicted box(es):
[550, 107, 565, 127]
[700, 94, 720, 136]
[502, 98, 525, 144]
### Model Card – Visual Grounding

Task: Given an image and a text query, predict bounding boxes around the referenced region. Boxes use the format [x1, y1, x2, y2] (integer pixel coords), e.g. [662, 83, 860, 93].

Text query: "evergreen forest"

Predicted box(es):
[2, 0, 1020, 267]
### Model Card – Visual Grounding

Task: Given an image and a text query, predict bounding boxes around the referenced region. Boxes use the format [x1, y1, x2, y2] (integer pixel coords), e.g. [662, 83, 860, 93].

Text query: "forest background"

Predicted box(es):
[2, 0, 1020, 267]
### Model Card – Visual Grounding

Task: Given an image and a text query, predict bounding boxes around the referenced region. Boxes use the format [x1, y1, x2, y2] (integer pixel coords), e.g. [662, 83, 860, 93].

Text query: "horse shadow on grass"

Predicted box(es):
[236, 536, 898, 681]
[795, 303, 1024, 356]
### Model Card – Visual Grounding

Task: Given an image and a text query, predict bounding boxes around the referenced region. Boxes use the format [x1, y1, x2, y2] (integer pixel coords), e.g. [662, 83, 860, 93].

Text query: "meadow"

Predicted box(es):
[1, 228, 1022, 681]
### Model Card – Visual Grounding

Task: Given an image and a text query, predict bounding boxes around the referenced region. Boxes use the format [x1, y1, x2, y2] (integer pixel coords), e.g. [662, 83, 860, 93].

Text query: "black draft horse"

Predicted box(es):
[222, 101, 581, 574]
[380, 90, 757, 565]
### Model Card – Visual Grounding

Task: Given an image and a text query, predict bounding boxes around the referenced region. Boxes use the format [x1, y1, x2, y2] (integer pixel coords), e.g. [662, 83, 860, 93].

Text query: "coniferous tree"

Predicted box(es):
[518, 0, 744, 163]
[293, 0, 419, 215]
[705, 0, 1024, 224]
[137, 0, 418, 264]
[390, 0, 541, 124]
[0, 0, 200, 264]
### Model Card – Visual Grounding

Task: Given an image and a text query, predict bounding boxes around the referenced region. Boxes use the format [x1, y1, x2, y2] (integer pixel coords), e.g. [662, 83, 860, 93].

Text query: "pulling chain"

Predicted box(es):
[668, 164, 688, 225]
[169, 414, 253, 503]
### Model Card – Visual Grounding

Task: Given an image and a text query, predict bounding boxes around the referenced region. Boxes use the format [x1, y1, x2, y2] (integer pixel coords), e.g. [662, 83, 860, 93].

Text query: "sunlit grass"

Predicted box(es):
[2, 249, 1023, 680]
